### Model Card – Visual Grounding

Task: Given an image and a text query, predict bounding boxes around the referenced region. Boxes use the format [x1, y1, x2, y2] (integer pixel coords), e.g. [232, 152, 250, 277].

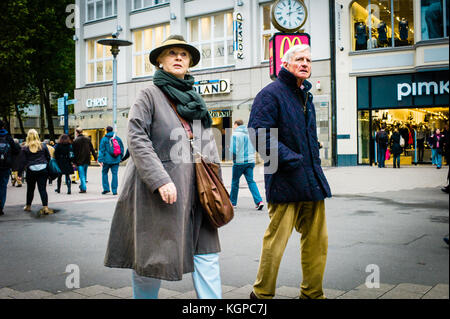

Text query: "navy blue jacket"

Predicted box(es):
[248, 67, 331, 203]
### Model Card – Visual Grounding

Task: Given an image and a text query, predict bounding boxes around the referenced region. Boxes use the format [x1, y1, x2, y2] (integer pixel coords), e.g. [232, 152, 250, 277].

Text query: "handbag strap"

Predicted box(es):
[165, 96, 194, 140]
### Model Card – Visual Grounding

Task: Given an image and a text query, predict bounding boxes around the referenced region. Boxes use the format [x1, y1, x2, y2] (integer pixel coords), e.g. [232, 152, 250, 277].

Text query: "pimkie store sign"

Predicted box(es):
[269, 33, 310, 80]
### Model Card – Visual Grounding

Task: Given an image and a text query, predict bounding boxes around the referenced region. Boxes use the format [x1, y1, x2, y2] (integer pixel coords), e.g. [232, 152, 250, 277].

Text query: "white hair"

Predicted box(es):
[280, 44, 311, 65]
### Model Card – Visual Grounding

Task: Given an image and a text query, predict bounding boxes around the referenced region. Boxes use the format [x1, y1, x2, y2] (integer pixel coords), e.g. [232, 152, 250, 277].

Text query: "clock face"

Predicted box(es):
[272, 0, 307, 32]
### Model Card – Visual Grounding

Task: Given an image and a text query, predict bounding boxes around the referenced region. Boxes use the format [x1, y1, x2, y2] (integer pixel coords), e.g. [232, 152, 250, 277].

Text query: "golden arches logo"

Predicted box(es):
[279, 36, 303, 59]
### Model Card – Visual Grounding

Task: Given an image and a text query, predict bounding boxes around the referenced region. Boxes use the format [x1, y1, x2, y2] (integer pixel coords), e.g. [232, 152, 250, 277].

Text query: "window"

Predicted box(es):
[261, 3, 278, 61]
[187, 12, 234, 69]
[86, 0, 117, 22]
[421, 0, 449, 39]
[132, 0, 169, 11]
[132, 24, 171, 77]
[351, 0, 414, 51]
[86, 37, 113, 83]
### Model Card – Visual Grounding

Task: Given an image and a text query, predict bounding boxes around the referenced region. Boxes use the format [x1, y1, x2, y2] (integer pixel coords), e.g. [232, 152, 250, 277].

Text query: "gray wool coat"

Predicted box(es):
[104, 84, 221, 281]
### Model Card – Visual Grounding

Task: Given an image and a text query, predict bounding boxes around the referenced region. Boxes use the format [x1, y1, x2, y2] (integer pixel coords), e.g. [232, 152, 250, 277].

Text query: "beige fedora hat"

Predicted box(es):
[149, 35, 200, 67]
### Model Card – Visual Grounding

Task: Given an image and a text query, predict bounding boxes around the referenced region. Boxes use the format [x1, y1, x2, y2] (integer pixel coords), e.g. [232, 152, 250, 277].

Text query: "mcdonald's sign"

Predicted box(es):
[269, 32, 310, 80]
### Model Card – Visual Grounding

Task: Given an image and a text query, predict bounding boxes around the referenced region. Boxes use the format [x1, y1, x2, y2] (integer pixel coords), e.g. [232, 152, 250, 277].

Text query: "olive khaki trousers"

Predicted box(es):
[253, 200, 328, 299]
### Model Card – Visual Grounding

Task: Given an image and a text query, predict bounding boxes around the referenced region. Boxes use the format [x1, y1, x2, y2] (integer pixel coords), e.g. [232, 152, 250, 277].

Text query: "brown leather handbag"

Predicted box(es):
[168, 99, 234, 228]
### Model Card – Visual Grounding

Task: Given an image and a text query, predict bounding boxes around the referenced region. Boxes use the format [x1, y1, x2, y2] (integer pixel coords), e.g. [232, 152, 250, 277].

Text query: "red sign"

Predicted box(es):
[269, 33, 311, 80]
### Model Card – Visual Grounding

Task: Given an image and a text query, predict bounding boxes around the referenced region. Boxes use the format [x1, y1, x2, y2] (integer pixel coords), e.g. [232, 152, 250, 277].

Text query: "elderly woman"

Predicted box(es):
[104, 35, 222, 299]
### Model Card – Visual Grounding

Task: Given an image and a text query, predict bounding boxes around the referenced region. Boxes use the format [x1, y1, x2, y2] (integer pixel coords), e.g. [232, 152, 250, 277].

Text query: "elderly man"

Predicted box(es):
[248, 44, 331, 299]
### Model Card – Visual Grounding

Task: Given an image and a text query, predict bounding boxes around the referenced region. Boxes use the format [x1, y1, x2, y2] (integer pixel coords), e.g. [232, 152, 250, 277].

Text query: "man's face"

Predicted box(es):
[283, 50, 311, 82]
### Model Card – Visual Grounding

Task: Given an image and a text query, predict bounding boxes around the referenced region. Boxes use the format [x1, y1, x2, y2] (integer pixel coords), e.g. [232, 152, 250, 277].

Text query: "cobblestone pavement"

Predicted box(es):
[0, 282, 448, 299]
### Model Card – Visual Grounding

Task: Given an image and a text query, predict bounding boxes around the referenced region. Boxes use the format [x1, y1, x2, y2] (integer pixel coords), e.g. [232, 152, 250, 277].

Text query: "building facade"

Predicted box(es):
[73, 0, 334, 165]
[335, 0, 449, 166]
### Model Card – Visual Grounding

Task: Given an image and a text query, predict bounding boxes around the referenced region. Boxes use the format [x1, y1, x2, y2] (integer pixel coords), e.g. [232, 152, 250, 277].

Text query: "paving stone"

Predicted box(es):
[422, 284, 449, 299]
[221, 285, 237, 294]
[353, 283, 396, 294]
[323, 288, 346, 299]
[105, 287, 133, 299]
[158, 288, 182, 299]
[392, 283, 432, 294]
[43, 291, 87, 299]
[173, 290, 197, 299]
[73, 285, 115, 297]
[379, 288, 423, 299]
[337, 289, 386, 299]
[7, 289, 53, 299]
[87, 293, 121, 299]
[0, 287, 17, 298]
[222, 291, 250, 299]
[0, 296, 14, 299]
[276, 286, 299, 298]
[227, 284, 253, 296]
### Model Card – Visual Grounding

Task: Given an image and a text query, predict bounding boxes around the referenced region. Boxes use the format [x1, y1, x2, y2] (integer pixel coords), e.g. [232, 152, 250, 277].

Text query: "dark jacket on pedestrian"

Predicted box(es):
[23, 144, 50, 169]
[430, 133, 445, 154]
[248, 67, 332, 203]
[11, 143, 26, 173]
[390, 131, 402, 156]
[98, 132, 124, 165]
[54, 143, 75, 175]
[0, 129, 20, 170]
[72, 134, 97, 166]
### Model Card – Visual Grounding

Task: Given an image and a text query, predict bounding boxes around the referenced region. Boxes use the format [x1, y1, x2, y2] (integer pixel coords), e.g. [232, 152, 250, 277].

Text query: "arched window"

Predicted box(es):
[351, 0, 415, 51]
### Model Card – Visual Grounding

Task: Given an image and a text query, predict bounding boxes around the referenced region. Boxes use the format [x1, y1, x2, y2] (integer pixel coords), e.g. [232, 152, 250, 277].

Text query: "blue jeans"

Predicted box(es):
[0, 168, 11, 210]
[77, 164, 88, 191]
[377, 145, 387, 168]
[230, 163, 263, 206]
[102, 163, 119, 193]
[132, 253, 222, 299]
[432, 150, 442, 168]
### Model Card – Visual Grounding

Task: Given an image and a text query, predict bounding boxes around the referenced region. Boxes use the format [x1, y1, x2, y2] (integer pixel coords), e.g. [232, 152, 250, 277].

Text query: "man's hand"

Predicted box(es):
[158, 182, 177, 205]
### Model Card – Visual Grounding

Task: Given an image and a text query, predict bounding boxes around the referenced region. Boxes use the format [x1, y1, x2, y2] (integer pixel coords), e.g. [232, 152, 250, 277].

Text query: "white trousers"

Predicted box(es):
[132, 253, 222, 299]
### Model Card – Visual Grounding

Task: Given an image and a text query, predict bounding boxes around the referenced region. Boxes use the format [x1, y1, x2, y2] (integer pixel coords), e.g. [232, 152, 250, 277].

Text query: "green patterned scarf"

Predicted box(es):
[153, 69, 212, 128]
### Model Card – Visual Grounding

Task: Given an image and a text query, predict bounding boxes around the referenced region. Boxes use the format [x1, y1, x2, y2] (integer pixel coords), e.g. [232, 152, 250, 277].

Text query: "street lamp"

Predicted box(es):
[97, 35, 132, 133]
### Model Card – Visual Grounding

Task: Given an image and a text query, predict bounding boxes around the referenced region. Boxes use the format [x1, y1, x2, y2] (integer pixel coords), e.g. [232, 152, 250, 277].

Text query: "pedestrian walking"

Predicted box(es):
[376, 124, 389, 168]
[430, 128, 445, 169]
[98, 126, 124, 195]
[390, 127, 402, 168]
[11, 138, 25, 187]
[104, 35, 222, 299]
[248, 44, 331, 299]
[22, 129, 53, 215]
[229, 119, 264, 210]
[0, 120, 21, 216]
[54, 134, 75, 194]
[72, 127, 97, 193]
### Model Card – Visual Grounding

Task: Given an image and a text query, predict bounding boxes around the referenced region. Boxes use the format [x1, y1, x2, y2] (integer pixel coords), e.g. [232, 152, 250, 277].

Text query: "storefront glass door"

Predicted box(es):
[358, 110, 371, 164]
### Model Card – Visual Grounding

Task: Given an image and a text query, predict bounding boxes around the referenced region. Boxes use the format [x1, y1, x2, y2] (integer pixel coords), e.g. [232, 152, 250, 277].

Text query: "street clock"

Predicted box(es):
[271, 0, 308, 33]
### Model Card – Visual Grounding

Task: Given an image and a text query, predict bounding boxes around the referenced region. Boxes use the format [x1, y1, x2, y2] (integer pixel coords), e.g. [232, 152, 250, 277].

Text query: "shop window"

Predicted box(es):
[261, 3, 278, 61]
[351, 0, 415, 51]
[86, 37, 113, 83]
[86, 0, 117, 22]
[132, 24, 171, 77]
[132, 0, 169, 11]
[187, 12, 234, 69]
[421, 0, 449, 39]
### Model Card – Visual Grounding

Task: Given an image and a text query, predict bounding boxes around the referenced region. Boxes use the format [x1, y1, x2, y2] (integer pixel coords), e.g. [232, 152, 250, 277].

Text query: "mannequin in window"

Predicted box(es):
[355, 21, 368, 50]
[377, 21, 388, 47]
[399, 18, 409, 41]
[425, 1, 443, 39]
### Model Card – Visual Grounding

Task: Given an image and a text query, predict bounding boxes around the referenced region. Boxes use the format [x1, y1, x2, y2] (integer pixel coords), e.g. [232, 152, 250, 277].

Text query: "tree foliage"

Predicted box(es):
[0, 0, 75, 139]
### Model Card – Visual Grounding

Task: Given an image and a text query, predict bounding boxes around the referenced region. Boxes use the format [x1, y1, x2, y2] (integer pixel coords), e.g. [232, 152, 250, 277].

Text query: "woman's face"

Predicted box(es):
[158, 47, 191, 79]
[436, 129, 440, 134]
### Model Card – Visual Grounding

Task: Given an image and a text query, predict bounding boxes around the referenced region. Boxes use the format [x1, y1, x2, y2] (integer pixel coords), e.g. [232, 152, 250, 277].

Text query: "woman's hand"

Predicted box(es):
[158, 182, 177, 204]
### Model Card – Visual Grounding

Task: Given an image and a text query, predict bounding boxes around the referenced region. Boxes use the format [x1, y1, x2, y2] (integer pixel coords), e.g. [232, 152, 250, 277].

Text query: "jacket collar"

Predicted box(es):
[106, 131, 114, 138]
[278, 67, 312, 92]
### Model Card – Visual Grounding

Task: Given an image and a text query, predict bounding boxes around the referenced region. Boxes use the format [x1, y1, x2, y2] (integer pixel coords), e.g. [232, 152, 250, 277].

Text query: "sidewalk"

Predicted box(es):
[4, 164, 448, 207]
[2, 164, 448, 299]
[0, 282, 448, 299]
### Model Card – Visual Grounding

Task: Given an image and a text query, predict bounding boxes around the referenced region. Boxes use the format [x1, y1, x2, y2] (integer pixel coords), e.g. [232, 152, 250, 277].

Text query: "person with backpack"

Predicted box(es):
[54, 134, 75, 194]
[0, 120, 21, 216]
[376, 124, 389, 168]
[98, 126, 124, 195]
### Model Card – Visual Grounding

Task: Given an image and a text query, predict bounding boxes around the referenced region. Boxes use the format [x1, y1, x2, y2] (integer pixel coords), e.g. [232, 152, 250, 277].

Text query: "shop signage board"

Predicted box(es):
[86, 97, 108, 108]
[208, 109, 232, 118]
[193, 79, 231, 95]
[269, 33, 311, 80]
[233, 12, 244, 60]
[357, 70, 449, 109]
